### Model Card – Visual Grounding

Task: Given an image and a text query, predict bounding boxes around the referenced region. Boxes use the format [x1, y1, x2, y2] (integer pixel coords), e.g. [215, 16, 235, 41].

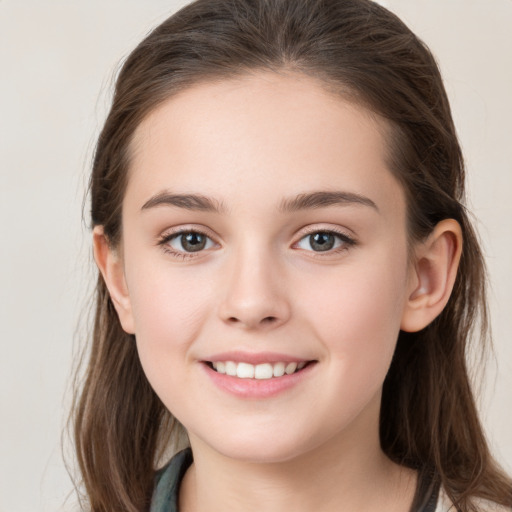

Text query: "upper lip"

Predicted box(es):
[203, 351, 315, 365]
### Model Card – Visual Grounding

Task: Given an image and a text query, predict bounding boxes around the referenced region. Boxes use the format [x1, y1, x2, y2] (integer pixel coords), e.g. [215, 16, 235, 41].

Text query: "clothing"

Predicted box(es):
[150, 448, 442, 512]
[151, 449, 193, 512]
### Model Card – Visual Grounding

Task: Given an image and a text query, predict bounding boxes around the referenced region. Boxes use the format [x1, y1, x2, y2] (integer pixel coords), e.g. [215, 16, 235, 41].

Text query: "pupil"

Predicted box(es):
[310, 232, 335, 251]
[182, 233, 206, 252]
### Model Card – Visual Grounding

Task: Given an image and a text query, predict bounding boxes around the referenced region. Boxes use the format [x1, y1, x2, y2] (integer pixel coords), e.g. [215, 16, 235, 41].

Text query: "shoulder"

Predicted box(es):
[435, 488, 512, 512]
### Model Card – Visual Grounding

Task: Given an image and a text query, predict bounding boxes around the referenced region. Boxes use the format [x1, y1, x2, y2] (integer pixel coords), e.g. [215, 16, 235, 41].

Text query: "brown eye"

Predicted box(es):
[309, 232, 336, 251]
[168, 232, 214, 253]
[296, 231, 354, 253]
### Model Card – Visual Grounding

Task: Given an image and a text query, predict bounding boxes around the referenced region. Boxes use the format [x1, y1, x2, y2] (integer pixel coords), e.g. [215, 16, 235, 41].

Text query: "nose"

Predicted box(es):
[218, 245, 291, 330]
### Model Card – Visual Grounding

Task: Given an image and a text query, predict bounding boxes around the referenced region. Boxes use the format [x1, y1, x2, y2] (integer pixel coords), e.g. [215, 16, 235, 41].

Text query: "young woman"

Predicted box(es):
[72, 0, 512, 510]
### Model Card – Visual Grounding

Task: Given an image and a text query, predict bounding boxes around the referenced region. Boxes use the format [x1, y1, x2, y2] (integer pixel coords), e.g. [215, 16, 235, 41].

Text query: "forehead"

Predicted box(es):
[126, 71, 404, 217]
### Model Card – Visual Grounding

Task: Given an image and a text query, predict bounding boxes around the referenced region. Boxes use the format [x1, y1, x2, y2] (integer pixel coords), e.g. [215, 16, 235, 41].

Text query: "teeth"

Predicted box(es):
[225, 361, 237, 376]
[273, 362, 285, 377]
[285, 362, 298, 375]
[236, 362, 255, 379]
[254, 363, 273, 380]
[210, 360, 308, 379]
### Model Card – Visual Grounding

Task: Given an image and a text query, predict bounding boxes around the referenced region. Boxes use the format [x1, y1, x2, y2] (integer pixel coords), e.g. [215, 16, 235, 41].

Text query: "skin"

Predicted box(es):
[94, 71, 462, 512]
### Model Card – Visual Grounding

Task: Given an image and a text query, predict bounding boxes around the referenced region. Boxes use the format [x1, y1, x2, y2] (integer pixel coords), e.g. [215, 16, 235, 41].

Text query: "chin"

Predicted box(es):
[193, 426, 323, 464]
[221, 444, 306, 464]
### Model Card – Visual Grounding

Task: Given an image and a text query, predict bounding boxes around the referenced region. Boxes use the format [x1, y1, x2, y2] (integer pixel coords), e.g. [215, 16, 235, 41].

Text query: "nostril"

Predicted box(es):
[226, 315, 277, 325]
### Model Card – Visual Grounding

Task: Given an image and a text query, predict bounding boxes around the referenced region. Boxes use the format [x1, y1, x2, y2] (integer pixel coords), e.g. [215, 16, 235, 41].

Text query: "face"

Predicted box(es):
[114, 72, 416, 463]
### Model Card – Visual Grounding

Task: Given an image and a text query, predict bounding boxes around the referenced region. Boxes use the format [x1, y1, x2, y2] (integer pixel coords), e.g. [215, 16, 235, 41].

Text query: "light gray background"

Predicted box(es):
[0, 1, 510, 511]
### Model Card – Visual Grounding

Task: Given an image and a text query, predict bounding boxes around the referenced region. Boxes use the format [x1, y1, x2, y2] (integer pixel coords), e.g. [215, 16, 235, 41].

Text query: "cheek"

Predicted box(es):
[298, 248, 409, 370]
[291, 251, 410, 430]
[125, 259, 215, 369]
[126, 264, 219, 419]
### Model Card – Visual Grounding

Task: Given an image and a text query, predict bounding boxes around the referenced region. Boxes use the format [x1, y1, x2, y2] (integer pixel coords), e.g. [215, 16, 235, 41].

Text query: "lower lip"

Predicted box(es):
[201, 362, 317, 399]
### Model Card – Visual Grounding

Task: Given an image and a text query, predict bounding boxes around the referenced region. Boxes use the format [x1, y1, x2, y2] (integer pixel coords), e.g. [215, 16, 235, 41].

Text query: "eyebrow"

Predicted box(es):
[279, 191, 379, 213]
[141, 192, 226, 213]
[141, 190, 378, 214]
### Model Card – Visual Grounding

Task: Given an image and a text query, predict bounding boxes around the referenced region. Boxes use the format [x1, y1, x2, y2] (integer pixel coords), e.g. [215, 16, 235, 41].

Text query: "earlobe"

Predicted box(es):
[92, 226, 136, 334]
[400, 219, 462, 333]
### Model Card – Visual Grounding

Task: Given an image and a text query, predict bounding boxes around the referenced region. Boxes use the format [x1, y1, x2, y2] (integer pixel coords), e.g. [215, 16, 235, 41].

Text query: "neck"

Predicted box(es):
[179, 398, 417, 512]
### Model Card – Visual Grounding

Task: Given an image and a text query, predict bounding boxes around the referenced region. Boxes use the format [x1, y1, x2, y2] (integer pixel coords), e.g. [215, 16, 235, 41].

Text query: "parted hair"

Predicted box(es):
[72, 0, 512, 510]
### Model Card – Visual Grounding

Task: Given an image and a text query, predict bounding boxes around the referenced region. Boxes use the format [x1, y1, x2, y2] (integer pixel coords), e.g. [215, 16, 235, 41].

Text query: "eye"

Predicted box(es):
[295, 231, 354, 252]
[164, 231, 216, 253]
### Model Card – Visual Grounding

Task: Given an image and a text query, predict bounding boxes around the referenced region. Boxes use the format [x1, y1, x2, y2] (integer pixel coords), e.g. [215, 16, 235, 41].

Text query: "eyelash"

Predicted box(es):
[157, 227, 357, 260]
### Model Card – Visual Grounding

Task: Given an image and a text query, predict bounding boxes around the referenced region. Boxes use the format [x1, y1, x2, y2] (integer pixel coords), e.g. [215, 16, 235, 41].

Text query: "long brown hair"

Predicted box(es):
[72, 0, 512, 510]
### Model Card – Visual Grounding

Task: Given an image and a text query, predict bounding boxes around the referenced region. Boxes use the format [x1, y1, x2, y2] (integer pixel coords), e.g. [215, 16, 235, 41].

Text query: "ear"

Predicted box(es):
[93, 226, 135, 334]
[401, 219, 462, 333]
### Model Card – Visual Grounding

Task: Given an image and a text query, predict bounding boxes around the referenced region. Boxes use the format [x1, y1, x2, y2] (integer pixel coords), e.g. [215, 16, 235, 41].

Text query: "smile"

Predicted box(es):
[208, 361, 308, 379]
[202, 357, 317, 398]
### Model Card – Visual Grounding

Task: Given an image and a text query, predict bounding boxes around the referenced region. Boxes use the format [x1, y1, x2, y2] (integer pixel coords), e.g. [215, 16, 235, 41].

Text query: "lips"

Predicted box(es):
[200, 351, 317, 398]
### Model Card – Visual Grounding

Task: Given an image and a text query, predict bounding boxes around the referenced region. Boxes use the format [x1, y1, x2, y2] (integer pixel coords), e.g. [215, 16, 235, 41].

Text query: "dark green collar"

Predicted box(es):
[151, 448, 193, 512]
